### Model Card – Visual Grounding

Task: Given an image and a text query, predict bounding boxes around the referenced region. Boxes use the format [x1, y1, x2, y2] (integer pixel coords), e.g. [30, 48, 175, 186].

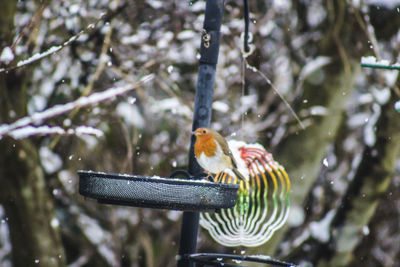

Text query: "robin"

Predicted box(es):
[193, 128, 246, 181]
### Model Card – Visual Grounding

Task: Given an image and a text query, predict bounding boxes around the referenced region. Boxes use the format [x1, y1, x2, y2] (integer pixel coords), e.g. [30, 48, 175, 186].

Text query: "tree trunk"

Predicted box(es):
[0, 141, 66, 267]
[257, 0, 362, 255]
[319, 84, 400, 266]
[0, 1, 66, 266]
[260, 61, 359, 256]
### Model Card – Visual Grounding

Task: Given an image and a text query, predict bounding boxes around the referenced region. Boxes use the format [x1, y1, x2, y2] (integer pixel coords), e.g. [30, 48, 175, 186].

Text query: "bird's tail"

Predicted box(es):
[232, 168, 246, 181]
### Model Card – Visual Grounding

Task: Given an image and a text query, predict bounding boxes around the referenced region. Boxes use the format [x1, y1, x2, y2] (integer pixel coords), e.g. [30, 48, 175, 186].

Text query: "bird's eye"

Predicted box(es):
[202, 130, 207, 134]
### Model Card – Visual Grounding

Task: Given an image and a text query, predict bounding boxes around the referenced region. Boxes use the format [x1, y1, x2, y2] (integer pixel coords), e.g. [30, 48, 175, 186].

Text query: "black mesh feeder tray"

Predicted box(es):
[78, 170, 239, 212]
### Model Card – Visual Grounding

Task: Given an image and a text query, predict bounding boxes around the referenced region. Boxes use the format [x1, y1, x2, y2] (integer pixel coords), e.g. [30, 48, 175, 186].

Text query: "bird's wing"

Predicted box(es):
[229, 151, 239, 169]
[212, 132, 239, 169]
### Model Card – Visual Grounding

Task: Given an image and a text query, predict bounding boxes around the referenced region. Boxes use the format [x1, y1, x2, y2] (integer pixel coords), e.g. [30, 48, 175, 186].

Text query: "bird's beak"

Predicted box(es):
[191, 131, 197, 136]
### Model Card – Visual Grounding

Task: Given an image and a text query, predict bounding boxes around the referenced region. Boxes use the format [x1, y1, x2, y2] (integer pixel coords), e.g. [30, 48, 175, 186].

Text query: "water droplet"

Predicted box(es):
[51, 218, 60, 228]
[362, 225, 370, 235]
[63, 118, 72, 127]
[394, 100, 400, 112]
[247, 65, 258, 72]
[129, 97, 136, 104]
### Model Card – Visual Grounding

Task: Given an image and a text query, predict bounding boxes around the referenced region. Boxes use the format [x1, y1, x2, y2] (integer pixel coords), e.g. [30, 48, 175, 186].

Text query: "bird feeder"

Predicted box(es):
[78, 170, 238, 212]
[78, 0, 297, 266]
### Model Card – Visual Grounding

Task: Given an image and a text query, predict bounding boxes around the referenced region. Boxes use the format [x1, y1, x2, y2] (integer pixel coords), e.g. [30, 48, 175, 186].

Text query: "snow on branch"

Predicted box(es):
[0, 13, 107, 73]
[361, 56, 400, 70]
[8, 125, 104, 139]
[0, 74, 154, 139]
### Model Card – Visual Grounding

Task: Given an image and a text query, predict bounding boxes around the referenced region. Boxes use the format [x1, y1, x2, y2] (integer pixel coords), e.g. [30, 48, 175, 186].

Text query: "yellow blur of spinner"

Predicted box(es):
[200, 143, 291, 247]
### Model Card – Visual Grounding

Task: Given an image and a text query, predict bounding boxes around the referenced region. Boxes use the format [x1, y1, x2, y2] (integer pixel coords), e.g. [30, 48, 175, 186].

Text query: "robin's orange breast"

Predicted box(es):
[194, 134, 217, 158]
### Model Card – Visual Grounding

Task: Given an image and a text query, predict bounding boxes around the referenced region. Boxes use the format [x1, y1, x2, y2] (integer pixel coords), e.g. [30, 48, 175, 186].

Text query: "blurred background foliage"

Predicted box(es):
[1, 0, 400, 266]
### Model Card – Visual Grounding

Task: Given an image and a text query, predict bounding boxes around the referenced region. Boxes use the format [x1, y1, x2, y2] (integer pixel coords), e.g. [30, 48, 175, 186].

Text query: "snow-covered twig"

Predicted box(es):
[0, 74, 154, 138]
[0, 13, 106, 73]
[8, 125, 104, 140]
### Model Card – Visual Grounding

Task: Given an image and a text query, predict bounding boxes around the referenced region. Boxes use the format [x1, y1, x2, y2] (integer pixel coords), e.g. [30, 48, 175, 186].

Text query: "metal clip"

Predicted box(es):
[202, 30, 211, 48]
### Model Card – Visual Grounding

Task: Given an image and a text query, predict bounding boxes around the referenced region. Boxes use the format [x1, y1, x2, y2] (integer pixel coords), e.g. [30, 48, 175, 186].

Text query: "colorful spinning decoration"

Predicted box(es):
[200, 140, 290, 247]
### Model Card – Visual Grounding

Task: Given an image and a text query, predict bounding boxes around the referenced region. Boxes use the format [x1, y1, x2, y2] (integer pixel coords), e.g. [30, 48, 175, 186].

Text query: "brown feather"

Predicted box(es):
[204, 128, 239, 169]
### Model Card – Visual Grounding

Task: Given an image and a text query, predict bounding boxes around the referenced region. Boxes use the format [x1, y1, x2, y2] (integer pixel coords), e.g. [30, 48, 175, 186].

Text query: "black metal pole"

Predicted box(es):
[177, 0, 224, 266]
[243, 0, 250, 53]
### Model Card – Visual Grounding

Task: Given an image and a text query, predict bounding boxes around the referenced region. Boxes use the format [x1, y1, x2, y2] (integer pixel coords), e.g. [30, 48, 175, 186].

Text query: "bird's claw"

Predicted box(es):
[204, 172, 216, 182]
